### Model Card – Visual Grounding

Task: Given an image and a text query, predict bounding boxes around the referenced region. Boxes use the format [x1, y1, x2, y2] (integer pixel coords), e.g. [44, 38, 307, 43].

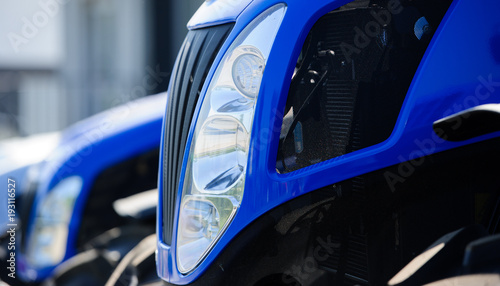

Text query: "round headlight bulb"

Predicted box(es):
[231, 46, 265, 99]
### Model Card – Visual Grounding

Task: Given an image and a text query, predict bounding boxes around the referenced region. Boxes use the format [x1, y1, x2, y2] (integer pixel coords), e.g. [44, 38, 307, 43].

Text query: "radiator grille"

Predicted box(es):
[319, 9, 391, 156]
[162, 24, 232, 245]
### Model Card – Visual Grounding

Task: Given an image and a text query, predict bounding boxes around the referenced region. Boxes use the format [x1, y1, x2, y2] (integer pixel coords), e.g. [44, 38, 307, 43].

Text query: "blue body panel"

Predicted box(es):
[157, 0, 500, 283]
[18, 93, 166, 281]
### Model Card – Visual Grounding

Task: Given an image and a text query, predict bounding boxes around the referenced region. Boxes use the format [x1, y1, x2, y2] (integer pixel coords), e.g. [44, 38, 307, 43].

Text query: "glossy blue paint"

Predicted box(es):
[18, 93, 166, 282]
[157, 0, 500, 284]
[187, 0, 254, 30]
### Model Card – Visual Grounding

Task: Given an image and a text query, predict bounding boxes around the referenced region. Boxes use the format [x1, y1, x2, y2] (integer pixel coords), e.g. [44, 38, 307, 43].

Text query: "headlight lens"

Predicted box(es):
[192, 116, 248, 194]
[26, 176, 82, 268]
[232, 46, 265, 99]
[176, 4, 286, 273]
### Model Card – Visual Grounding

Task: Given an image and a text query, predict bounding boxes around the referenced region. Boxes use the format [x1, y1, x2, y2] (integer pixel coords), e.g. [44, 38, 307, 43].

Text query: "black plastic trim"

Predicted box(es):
[162, 23, 233, 245]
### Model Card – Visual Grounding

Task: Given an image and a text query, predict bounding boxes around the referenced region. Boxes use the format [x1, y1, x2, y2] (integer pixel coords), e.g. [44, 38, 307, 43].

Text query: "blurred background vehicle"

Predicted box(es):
[0, 93, 165, 285]
[0, 132, 60, 285]
[20, 93, 165, 284]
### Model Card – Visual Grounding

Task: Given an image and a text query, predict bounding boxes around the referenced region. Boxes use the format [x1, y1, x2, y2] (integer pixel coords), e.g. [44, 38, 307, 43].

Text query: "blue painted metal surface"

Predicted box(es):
[18, 93, 166, 282]
[158, 0, 500, 283]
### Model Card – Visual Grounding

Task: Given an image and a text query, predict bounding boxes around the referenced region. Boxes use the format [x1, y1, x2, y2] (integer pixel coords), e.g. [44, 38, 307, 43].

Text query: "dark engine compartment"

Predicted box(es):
[277, 0, 453, 173]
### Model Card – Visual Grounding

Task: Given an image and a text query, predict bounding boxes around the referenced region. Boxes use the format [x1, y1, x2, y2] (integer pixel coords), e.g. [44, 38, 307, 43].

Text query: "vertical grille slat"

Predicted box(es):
[162, 24, 232, 245]
[169, 32, 205, 215]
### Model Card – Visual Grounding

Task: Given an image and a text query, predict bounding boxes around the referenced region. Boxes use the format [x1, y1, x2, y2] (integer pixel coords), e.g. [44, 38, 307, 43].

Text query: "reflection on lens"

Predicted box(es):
[193, 116, 248, 193]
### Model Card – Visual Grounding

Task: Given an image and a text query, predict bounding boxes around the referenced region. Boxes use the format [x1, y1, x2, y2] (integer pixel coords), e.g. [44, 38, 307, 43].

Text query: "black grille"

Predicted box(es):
[319, 8, 403, 156]
[162, 24, 232, 245]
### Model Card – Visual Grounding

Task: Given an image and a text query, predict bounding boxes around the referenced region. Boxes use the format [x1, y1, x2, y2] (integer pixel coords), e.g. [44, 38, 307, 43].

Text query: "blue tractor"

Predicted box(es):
[148, 0, 500, 285]
[1, 93, 165, 285]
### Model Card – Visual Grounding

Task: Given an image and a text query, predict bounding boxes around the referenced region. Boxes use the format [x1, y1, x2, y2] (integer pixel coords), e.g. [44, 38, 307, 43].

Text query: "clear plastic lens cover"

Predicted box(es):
[27, 176, 82, 267]
[179, 196, 237, 241]
[193, 116, 248, 194]
[180, 199, 220, 240]
[177, 4, 286, 273]
[232, 46, 265, 98]
[177, 195, 238, 273]
[27, 224, 69, 267]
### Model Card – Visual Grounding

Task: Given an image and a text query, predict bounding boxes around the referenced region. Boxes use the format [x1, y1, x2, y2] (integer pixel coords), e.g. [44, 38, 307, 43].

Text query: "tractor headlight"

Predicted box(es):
[232, 46, 265, 99]
[176, 4, 286, 273]
[26, 176, 82, 268]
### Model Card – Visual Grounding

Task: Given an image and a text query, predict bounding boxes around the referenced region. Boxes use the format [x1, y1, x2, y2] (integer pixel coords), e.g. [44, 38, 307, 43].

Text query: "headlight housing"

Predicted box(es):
[26, 176, 82, 268]
[176, 4, 286, 273]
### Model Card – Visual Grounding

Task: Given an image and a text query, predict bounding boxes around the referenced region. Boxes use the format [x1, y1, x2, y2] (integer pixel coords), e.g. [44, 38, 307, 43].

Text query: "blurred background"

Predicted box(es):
[0, 0, 204, 140]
